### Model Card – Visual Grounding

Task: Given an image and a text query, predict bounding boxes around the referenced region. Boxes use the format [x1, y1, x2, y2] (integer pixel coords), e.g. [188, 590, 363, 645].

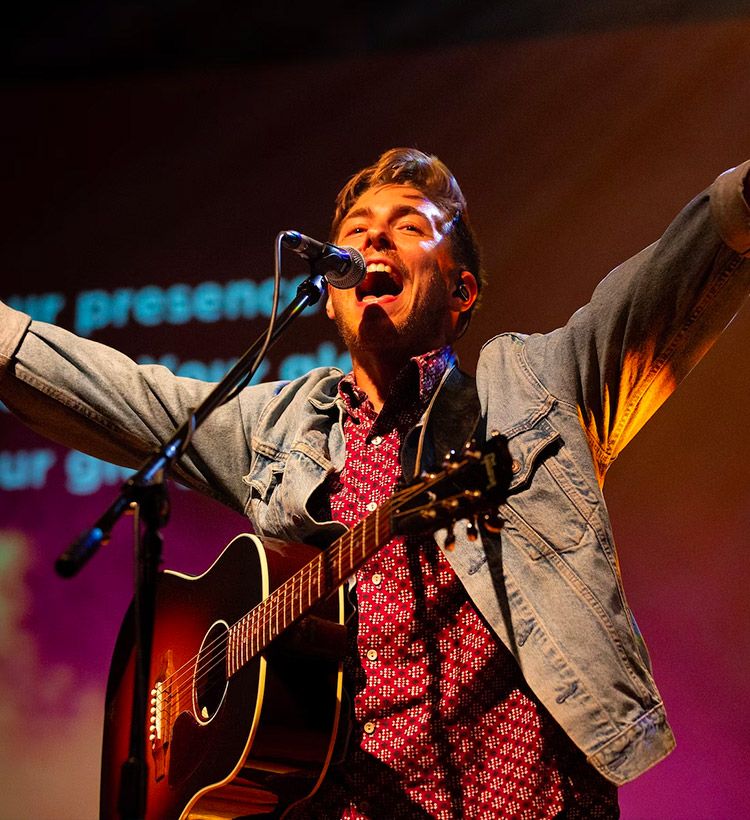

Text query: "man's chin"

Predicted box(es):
[336, 308, 404, 354]
[335, 302, 449, 361]
[354, 314, 401, 352]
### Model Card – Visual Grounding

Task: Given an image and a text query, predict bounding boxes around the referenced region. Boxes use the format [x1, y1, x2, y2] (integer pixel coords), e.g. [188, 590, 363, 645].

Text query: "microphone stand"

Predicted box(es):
[54, 271, 327, 820]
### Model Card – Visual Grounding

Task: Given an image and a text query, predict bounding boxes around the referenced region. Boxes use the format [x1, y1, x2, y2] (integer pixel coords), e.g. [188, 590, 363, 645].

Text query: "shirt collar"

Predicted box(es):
[338, 346, 456, 423]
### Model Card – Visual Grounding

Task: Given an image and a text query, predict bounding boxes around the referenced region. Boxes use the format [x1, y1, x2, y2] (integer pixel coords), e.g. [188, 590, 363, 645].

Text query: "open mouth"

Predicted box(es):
[356, 262, 404, 303]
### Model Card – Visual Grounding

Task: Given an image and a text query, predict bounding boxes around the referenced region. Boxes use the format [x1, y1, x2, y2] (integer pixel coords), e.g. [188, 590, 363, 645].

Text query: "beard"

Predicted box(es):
[333, 267, 454, 364]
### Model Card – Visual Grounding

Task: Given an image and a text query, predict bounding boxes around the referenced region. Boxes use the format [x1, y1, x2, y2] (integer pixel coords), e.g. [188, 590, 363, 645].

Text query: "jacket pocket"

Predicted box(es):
[244, 450, 286, 531]
[503, 420, 597, 558]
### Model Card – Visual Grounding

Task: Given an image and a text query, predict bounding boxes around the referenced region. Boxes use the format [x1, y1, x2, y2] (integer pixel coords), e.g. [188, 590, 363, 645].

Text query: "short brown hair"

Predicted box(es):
[331, 147, 483, 334]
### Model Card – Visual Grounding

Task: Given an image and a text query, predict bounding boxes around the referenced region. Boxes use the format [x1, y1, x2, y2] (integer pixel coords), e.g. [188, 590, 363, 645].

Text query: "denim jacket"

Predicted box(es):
[1, 162, 749, 784]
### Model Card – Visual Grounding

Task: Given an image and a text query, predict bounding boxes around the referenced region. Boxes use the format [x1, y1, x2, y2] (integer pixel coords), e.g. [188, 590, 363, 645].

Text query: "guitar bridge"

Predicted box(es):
[149, 649, 177, 782]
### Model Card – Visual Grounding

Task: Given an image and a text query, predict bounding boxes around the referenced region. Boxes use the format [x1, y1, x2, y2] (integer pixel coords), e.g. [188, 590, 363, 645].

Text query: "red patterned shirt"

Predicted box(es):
[295, 348, 618, 819]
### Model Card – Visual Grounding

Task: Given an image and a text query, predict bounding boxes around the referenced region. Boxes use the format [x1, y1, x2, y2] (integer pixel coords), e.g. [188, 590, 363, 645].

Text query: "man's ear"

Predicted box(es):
[451, 271, 478, 313]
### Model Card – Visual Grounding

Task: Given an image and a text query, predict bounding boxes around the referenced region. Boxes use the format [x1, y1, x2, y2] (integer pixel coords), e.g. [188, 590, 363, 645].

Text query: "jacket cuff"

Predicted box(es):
[710, 159, 750, 257]
[0, 302, 32, 373]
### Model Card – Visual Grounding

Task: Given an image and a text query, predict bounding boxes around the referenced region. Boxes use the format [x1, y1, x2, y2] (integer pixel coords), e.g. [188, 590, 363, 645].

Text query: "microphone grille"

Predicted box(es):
[326, 247, 366, 290]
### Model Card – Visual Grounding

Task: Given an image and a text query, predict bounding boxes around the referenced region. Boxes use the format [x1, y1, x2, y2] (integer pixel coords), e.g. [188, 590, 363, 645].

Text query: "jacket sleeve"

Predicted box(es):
[524, 160, 750, 481]
[0, 303, 284, 512]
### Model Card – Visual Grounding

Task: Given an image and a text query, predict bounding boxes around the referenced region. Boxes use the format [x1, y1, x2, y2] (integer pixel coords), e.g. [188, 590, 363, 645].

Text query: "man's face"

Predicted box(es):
[327, 184, 472, 361]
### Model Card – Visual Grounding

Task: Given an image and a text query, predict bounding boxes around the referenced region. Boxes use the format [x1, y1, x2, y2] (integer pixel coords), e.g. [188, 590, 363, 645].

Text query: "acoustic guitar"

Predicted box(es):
[100, 434, 511, 819]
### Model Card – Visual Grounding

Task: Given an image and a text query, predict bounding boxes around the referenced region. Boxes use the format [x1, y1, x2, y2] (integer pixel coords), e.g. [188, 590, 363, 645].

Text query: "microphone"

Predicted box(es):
[281, 231, 366, 289]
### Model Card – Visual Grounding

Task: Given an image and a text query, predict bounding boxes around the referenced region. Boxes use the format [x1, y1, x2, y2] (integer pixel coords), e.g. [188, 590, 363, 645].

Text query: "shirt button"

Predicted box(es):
[511, 459, 521, 474]
[366, 648, 378, 662]
[371, 572, 383, 586]
[363, 721, 376, 735]
[371, 435, 383, 446]
[366, 501, 377, 512]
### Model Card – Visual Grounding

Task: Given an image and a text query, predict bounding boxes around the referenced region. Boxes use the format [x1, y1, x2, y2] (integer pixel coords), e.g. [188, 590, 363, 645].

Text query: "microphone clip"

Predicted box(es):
[281, 230, 366, 289]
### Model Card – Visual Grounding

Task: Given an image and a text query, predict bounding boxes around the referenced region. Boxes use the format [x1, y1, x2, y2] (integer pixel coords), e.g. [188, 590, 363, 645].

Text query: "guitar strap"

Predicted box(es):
[400, 364, 483, 482]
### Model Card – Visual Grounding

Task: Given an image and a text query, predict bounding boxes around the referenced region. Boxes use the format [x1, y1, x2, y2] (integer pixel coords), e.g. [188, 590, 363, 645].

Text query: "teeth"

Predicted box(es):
[366, 262, 392, 274]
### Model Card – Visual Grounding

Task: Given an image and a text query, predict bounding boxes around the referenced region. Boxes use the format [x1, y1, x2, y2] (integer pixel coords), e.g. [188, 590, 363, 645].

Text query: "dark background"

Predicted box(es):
[0, 3, 749, 817]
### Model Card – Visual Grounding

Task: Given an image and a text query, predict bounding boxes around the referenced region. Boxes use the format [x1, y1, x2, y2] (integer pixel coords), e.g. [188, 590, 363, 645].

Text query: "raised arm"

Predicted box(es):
[0, 303, 283, 512]
[524, 160, 750, 480]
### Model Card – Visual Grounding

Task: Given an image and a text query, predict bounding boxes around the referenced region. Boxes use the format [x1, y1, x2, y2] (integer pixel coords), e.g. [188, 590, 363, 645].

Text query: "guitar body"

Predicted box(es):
[100, 534, 345, 819]
[100, 435, 511, 818]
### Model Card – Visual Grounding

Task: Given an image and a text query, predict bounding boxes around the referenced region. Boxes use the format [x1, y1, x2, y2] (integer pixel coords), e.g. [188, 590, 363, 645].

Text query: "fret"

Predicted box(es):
[250, 616, 256, 660]
[287, 574, 293, 628]
[334, 541, 341, 578]
[278, 586, 284, 636]
[331, 536, 338, 584]
[250, 611, 256, 659]
[339, 532, 345, 580]
[232, 622, 237, 674]
[227, 626, 234, 676]
[284, 579, 291, 631]
[244, 614, 250, 664]
[241, 615, 247, 667]
[234, 623, 241, 675]
[229, 623, 233, 675]
[234, 624, 240, 675]
[233, 621, 238, 673]
[233, 620, 238, 672]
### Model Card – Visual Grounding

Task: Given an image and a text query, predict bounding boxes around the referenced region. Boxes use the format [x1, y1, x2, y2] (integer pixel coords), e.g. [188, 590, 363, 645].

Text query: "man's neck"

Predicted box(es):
[350, 350, 406, 412]
[349, 345, 455, 413]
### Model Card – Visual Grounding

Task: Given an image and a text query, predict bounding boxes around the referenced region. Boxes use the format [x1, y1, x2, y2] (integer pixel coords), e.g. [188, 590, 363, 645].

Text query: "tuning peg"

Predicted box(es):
[442, 449, 461, 470]
[466, 517, 479, 542]
[462, 438, 482, 460]
[444, 529, 456, 551]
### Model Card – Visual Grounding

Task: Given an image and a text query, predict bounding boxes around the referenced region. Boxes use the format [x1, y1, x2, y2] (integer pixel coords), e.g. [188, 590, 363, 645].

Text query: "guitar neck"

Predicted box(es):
[226, 501, 393, 675]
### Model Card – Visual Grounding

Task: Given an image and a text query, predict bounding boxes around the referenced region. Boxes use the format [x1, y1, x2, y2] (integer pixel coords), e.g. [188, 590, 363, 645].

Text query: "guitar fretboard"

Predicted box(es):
[226, 499, 393, 676]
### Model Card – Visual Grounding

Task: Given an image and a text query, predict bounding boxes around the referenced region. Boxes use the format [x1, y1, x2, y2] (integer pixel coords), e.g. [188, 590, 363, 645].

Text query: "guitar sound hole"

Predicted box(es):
[193, 621, 229, 724]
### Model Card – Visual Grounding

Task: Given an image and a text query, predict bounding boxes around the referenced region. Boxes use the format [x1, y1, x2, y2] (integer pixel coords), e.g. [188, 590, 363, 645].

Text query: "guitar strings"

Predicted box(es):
[153, 473, 461, 717]
[154, 465, 468, 714]
[151, 470, 462, 718]
[152, 495, 400, 714]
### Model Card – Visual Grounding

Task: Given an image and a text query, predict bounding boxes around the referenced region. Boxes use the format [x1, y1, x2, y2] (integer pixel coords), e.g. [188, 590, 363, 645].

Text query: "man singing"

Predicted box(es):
[1, 148, 748, 818]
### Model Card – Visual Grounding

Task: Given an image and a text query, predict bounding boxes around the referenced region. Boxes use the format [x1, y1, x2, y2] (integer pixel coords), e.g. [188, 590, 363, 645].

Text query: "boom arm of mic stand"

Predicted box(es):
[54, 271, 327, 578]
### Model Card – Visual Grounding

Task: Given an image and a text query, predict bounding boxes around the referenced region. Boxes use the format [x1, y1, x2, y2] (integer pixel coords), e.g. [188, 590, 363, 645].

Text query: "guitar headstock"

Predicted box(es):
[391, 433, 512, 546]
